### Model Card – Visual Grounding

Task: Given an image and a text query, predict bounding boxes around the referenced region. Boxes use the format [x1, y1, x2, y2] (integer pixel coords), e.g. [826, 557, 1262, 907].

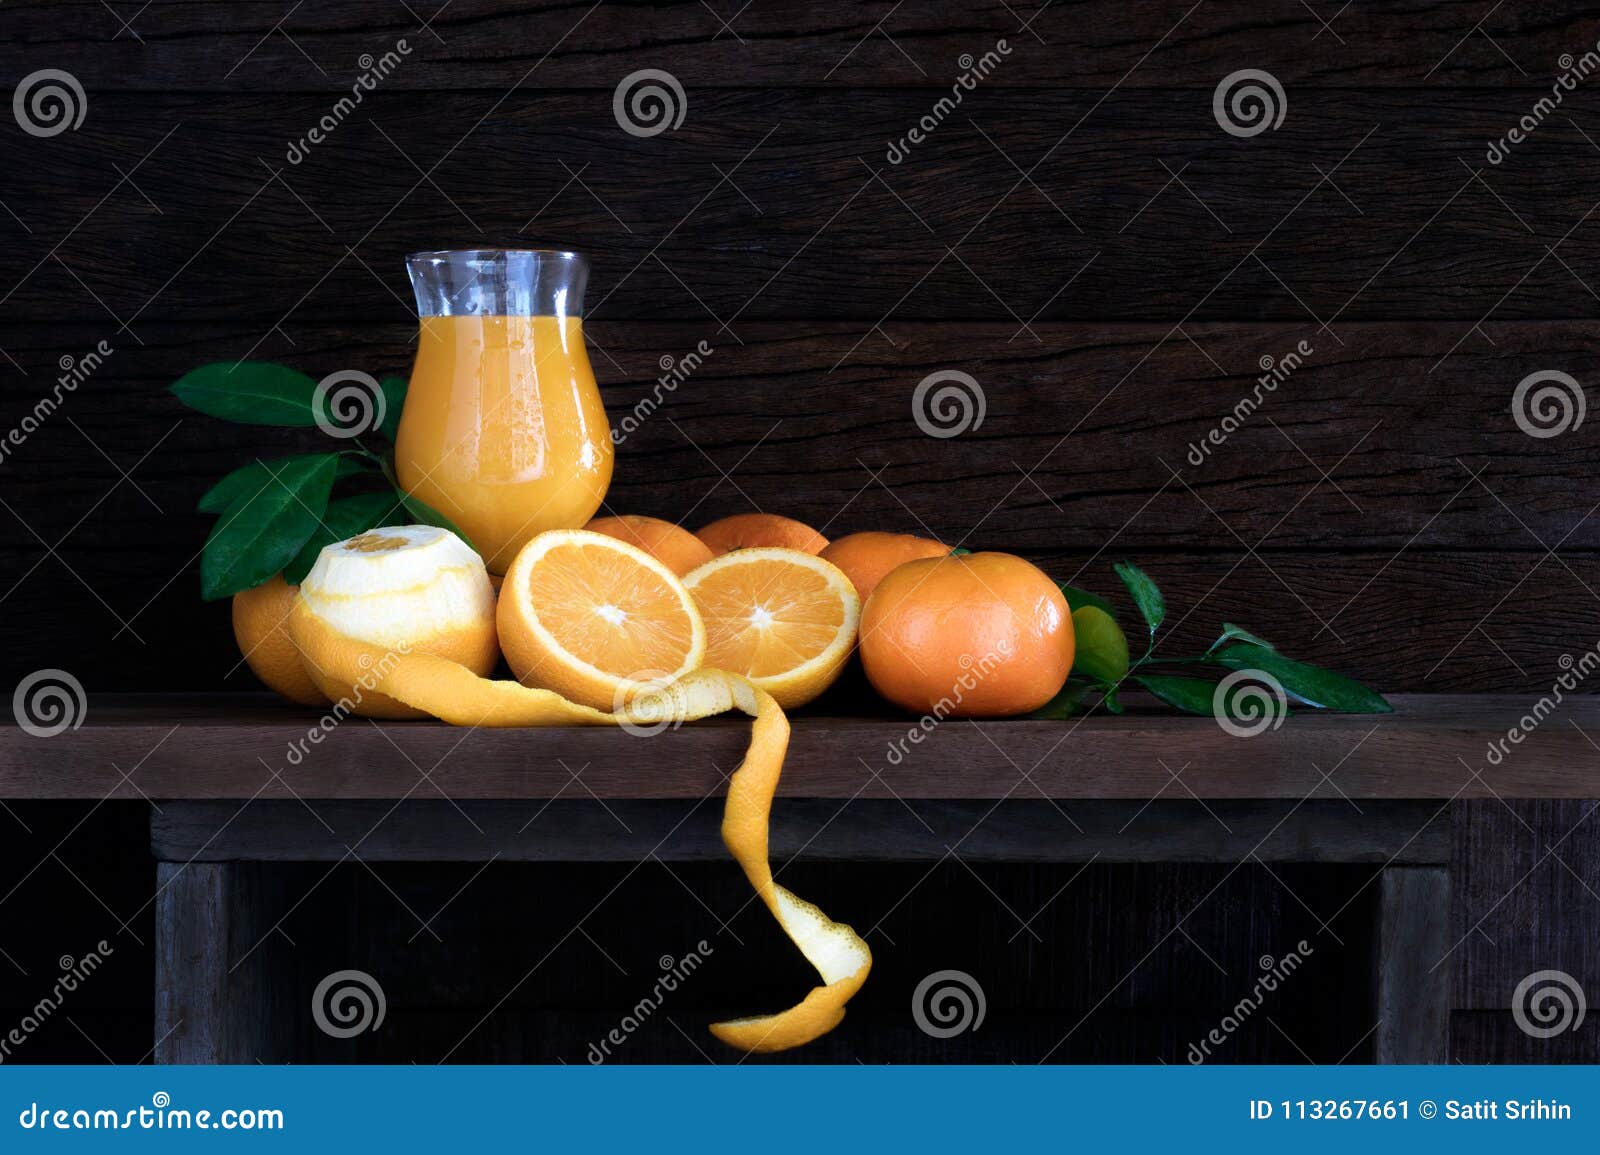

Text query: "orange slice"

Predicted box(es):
[683, 548, 860, 709]
[497, 529, 706, 710]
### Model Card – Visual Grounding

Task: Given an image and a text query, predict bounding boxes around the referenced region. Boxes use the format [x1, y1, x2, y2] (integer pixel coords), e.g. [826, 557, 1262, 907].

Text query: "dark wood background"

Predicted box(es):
[1, 1, 1597, 1062]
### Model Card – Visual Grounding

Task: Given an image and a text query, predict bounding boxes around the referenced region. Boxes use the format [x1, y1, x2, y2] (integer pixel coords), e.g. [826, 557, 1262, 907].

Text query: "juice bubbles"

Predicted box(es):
[397, 251, 613, 573]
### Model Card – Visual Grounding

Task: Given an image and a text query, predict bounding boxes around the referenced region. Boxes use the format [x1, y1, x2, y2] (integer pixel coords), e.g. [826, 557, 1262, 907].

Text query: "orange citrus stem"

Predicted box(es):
[287, 604, 871, 1052]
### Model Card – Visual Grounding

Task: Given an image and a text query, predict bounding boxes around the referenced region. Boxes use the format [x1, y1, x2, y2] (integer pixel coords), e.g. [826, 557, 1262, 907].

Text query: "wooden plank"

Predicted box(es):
[1373, 866, 1452, 1062]
[4, 319, 1595, 552]
[7, 91, 1600, 323]
[1, 693, 1591, 800]
[0, 1, 1579, 90]
[148, 799, 1452, 864]
[153, 861, 292, 1063]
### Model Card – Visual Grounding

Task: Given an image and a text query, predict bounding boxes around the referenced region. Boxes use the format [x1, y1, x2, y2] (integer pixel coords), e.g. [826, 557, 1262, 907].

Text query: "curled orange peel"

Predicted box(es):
[289, 601, 872, 1053]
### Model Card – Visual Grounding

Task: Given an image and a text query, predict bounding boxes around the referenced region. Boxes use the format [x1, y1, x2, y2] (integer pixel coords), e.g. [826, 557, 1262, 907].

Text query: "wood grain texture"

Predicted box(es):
[1374, 867, 1452, 1062]
[0, 693, 1590, 800]
[4, 91, 1599, 323]
[147, 799, 1453, 864]
[0, 1, 1580, 90]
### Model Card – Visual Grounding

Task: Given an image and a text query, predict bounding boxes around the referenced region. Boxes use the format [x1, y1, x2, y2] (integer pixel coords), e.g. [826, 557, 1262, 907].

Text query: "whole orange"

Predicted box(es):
[696, 513, 828, 556]
[585, 514, 715, 577]
[859, 552, 1073, 717]
[820, 531, 950, 603]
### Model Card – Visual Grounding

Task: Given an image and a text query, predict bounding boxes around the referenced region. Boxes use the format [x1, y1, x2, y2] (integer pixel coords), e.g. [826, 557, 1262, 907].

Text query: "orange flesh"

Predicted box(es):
[693, 562, 846, 678]
[522, 541, 697, 674]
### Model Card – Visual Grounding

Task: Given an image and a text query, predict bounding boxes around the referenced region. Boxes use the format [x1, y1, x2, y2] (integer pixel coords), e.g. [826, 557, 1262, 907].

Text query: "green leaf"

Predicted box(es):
[1027, 678, 1093, 719]
[1071, 605, 1130, 684]
[1059, 582, 1117, 618]
[1113, 561, 1165, 636]
[1136, 674, 1222, 716]
[948, 547, 972, 557]
[171, 363, 321, 426]
[1211, 643, 1392, 713]
[1102, 686, 1125, 715]
[1208, 622, 1276, 654]
[198, 454, 370, 513]
[281, 492, 405, 584]
[397, 491, 475, 551]
[200, 454, 338, 600]
[378, 376, 407, 442]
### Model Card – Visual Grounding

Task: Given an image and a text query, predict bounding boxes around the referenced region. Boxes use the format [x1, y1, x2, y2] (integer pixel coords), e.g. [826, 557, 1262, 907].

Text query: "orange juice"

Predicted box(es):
[395, 313, 613, 573]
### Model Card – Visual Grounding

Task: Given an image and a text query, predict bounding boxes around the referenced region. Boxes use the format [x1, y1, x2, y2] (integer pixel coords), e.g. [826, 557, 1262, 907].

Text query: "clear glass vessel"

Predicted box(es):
[397, 249, 613, 573]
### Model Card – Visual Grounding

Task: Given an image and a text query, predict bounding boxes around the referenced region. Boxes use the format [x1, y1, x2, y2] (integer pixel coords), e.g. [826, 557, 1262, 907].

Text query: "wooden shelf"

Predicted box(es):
[0, 693, 1590, 800]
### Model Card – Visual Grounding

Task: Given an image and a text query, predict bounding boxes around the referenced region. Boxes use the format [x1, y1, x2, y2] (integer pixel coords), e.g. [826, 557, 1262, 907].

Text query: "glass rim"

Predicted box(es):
[405, 248, 586, 263]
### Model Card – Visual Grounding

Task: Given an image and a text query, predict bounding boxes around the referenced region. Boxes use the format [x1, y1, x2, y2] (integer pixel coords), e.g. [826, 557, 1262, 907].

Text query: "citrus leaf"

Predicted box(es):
[1211, 643, 1392, 713]
[1208, 622, 1276, 654]
[200, 454, 338, 600]
[197, 454, 367, 514]
[1071, 605, 1130, 684]
[948, 546, 972, 556]
[1028, 678, 1094, 719]
[1113, 561, 1164, 636]
[1135, 674, 1221, 716]
[171, 363, 320, 426]
[1102, 686, 1125, 715]
[1059, 582, 1117, 618]
[281, 491, 405, 584]
[378, 376, 407, 442]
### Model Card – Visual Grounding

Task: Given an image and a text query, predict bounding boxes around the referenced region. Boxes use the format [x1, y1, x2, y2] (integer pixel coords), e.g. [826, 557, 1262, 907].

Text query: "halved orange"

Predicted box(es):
[497, 529, 706, 710]
[682, 548, 860, 709]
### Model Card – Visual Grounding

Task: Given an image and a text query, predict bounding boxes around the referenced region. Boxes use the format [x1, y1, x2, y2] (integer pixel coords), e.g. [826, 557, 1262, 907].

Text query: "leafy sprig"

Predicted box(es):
[1034, 562, 1390, 720]
[171, 362, 468, 600]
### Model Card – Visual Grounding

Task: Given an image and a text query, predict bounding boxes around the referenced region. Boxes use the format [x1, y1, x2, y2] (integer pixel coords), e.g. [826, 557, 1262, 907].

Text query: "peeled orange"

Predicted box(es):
[289, 525, 499, 719]
[497, 528, 706, 710]
[682, 548, 859, 709]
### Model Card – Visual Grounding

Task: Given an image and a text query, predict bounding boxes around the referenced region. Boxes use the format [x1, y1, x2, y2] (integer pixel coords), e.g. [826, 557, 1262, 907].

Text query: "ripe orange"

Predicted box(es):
[232, 574, 330, 706]
[585, 514, 715, 577]
[819, 531, 950, 603]
[859, 552, 1073, 717]
[497, 529, 706, 709]
[683, 548, 859, 708]
[696, 512, 828, 556]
